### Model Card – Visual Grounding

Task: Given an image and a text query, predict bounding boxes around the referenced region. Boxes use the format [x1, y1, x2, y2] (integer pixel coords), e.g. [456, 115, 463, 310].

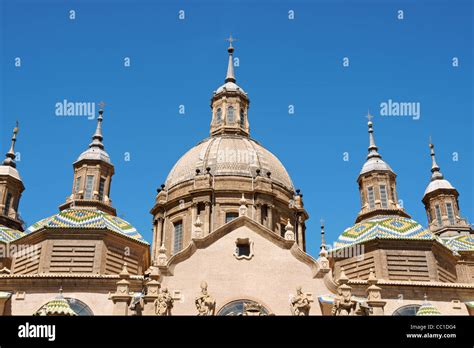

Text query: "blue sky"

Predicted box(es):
[0, 0, 472, 258]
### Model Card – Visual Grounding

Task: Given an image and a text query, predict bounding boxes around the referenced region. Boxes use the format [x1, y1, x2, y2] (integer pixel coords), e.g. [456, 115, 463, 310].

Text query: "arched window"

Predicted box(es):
[173, 220, 183, 254]
[227, 106, 235, 124]
[240, 109, 245, 128]
[446, 202, 455, 225]
[98, 177, 106, 201]
[216, 108, 222, 124]
[74, 176, 82, 194]
[217, 300, 270, 316]
[367, 187, 375, 209]
[392, 304, 421, 316]
[84, 175, 95, 199]
[435, 204, 443, 226]
[4, 193, 12, 216]
[379, 185, 388, 208]
[65, 298, 94, 316]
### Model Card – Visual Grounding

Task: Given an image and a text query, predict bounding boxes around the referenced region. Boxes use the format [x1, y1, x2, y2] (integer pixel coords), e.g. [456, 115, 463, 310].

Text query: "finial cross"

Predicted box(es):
[226, 34, 237, 47]
[366, 110, 373, 122]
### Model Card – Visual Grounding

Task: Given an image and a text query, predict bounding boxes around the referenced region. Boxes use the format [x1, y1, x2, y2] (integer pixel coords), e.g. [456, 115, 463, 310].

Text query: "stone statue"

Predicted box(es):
[291, 286, 311, 316]
[331, 285, 357, 316]
[154, 287, 173, 316]
[195, 281, 215, 316]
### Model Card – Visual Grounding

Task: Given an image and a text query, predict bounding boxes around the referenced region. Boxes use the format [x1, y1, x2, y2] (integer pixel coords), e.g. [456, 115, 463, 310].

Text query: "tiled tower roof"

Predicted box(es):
[26, 208, 148, 244]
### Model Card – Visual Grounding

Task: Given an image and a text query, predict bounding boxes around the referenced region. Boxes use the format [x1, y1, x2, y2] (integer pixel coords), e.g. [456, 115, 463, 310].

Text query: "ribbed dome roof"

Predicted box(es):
[165, 135, 294, 191]
[359, 157, 393, 176]
[215, 81, 247, 95]
[424, 178, 454, 195]
[75, 147, 112, 164]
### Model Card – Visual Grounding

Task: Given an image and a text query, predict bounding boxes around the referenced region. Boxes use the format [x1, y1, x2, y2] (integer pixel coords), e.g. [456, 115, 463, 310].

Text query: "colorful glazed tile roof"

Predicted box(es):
[26, 209, 148, 244]
[416, 302, 441, 316]
[334, 216, 434, 249]
[34, 298, 77, 316]
[0, 225, 26, 243]
[440, 234, 474, 252]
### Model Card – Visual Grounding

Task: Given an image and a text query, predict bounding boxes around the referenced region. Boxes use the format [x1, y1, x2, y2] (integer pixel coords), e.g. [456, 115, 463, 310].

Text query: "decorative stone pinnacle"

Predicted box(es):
[3, 121, 19, 167]
[367, 268, 377, 285]
[338, 267, 349, 284]
[225, 34, 236, 83]
[120, 262, 130, 277]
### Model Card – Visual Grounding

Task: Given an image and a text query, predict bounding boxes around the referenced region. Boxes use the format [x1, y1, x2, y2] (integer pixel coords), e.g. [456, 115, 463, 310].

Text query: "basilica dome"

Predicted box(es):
[165, 135, 294, 191]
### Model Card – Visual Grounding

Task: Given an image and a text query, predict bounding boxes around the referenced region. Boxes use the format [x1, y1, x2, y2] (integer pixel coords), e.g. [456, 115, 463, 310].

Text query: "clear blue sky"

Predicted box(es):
[1, 0, 472, 258]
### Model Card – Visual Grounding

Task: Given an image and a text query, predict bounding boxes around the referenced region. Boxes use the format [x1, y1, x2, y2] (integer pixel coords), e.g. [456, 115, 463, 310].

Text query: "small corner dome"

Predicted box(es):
[75, 147, 112, 164]
[423, 179, 455, 196]
[359, 157, 393, 176]
[165, 135, 294, 191]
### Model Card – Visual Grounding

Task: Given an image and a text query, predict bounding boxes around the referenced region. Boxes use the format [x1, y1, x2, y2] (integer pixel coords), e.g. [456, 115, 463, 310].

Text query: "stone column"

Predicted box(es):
[297, 215, 304, 249]
[151, 219, 158, 264]
[162, 216, 169, 255]
[214, 203, 220, 230]
[154, 217, 163, 263]
[255, 203, 262, 224]
[191, 203, 197, 234]
[268, 204, 274, 231]
[204, 201, 211, 235]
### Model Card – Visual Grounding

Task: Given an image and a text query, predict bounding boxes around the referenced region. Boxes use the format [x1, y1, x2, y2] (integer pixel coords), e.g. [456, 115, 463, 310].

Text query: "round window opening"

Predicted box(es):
[217, 300, 270, 316]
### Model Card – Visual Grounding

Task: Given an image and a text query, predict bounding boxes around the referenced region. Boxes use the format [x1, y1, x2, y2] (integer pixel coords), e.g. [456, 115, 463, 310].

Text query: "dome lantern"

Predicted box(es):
[60, 103, 116, 215]
[0, 121, 25, 232]
[422, 139, 470, 235]
[210, 36, 250, 137]
[356, 112, 409, 223]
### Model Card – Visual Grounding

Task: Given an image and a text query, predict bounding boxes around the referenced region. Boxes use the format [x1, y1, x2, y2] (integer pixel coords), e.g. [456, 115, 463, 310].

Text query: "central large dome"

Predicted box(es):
[165, 134, 294, 191]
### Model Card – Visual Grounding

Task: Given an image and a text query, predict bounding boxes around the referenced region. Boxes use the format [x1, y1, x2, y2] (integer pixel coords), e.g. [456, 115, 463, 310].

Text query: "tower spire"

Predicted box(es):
[225, 34, 236, 83]
[89, 102, 105, 150]
[3, 121, 19, 167]
[320, 218, 326, 250]
[429, 138, 443, 181]
[366, 111, 381, 159]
